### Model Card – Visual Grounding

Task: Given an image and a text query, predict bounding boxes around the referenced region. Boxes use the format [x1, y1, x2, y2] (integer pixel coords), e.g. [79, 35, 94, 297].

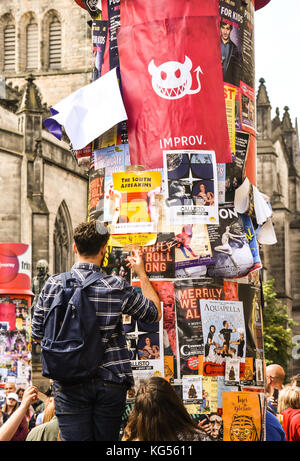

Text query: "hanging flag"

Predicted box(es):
[120, 0, 219, 27]
[43, 67, 127, 150]
[117, 16, 232, 169]
[254, 0, 271, 10]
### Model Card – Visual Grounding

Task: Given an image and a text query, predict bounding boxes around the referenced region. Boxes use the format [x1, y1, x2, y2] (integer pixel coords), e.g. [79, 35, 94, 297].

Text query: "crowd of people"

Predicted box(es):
[0, 364, 299, 442]
[1, 221, 299, 442]
[0, 379, 60, 441]
[265, 364, 300, 441]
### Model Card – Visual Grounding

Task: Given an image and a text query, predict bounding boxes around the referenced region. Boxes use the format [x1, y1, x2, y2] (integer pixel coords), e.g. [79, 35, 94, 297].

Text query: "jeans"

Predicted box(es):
[52, 378, 127, 441]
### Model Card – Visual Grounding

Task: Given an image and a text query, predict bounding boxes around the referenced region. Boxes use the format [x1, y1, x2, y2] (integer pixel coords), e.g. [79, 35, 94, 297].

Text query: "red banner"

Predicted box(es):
[120, 0, 219, 26]
[117, 16, 232, 168]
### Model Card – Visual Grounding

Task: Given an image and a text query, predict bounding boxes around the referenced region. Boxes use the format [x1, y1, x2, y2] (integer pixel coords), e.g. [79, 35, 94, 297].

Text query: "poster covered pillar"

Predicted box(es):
[0, 244, 34, 398]
[69, 0, 273, 442]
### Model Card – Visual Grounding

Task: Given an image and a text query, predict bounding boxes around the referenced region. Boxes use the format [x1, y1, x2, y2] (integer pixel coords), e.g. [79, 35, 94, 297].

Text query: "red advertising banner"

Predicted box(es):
[0, 244, 33, 296]
[120, 0, 219, 26]
[117, 16, 232, 169]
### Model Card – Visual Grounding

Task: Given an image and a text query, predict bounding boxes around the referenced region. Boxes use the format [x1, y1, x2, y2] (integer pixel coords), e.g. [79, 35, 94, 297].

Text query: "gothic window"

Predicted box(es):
[26, 22, 38, 70]
[49, 17, 61, 69]
[4, 24, 15, 71]
[53, 201, 73, 274]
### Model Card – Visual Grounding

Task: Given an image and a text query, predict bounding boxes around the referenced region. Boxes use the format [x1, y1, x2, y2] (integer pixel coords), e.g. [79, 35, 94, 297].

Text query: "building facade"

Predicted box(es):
[256, 78, 300, 377]
[0, 0, 91, 388]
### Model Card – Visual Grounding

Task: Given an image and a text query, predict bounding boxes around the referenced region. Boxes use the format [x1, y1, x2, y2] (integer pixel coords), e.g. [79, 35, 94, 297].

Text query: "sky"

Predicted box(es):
[255, 0, 300, 128]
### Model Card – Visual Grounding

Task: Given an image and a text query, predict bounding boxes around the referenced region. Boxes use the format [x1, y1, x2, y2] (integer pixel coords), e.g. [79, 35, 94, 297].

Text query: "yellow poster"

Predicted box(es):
[224, 85, 236, 155]
[110, 170, 161, 247]
[222, 391, 263, 441]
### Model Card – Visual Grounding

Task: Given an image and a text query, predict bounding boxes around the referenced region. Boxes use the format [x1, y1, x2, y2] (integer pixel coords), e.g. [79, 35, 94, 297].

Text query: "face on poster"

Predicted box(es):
[163, 150, 219, 225]
[200, 299, 246, 364]
[122, 304, 164, 381]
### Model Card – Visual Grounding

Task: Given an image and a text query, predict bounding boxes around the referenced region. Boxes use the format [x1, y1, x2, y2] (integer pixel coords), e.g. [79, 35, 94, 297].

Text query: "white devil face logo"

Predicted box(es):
[148, 56, 203, 100]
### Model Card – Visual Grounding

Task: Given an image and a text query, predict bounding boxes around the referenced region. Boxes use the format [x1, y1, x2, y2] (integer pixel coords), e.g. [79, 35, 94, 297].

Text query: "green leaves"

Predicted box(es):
[262, 279, 297, 370]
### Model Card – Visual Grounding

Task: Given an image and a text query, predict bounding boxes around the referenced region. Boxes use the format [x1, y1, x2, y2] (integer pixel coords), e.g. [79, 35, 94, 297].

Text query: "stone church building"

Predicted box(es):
[256, 78, 300, 377]
[0, 0, 299, 383]
[0, 0, 91, 277]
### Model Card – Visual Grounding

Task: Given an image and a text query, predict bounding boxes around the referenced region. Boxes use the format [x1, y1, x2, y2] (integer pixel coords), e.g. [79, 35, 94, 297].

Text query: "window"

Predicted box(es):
[4, 24, 15, 71]
[26, 22, 38, 69]
[49, 17, 61, 69]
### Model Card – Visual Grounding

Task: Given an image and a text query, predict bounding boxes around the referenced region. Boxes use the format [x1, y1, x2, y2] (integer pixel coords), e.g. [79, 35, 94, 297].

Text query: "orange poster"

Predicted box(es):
[222, 391, 264, 441]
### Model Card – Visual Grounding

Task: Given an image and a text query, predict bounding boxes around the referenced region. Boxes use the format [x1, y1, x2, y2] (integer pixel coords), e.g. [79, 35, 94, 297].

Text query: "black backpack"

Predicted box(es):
[40, 271, 106, 382]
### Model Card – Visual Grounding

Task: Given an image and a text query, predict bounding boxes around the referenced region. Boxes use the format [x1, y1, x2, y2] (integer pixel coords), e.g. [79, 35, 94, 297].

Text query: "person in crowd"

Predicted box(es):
[2, 391, 29, 441]
[266, 364, 285, 413]
[31, 220, 161, 441]
[122, 376, 210, 441]
[0, 386, 38, 441]
[278, 386, 300, 441]
[17, 387, 35, 429]
[26, 397, 60, 441]
[0, 382, 17, 408]
[290, 373, 300, 388]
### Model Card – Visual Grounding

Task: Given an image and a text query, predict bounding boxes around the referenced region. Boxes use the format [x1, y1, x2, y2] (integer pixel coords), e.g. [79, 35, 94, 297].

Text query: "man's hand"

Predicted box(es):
[126, 248, 146, 278]
[20, 386, 39, 410]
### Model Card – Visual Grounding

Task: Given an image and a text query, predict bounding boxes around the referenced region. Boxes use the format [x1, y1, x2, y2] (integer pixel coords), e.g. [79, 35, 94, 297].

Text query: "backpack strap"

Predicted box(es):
[81, 271, 102, 289]
[60, 272, 73, 289]
[60, 271, 101, 289]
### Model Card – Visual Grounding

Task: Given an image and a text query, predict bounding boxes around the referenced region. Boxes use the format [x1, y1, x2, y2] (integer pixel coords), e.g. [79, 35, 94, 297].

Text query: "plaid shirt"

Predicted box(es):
[31, 262, 158, 388]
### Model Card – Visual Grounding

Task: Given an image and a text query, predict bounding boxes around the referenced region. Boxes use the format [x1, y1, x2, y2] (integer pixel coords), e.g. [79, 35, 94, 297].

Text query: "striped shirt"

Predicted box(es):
[31, 262, 158, 388]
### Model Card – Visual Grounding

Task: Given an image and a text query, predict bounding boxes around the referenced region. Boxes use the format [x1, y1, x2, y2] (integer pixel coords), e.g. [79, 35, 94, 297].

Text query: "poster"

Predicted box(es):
[200, 299, 246, 365]
[182, 375, 203, 404]
[92, 20, 108, 81]
[89, 167, 105, 220]
[163, 150, 219, 225]
[133, 280, 178, 377]
[169, 224, 212, 279]
[93, 144, 130, 222]
[122, 303, 164, 382]
[136, 233, 175, 280]
[174, 278, 224, 377]
[207, 204, 254, 278]
[102, 243, 131, 284]
[222, 391, 265, 441]
[110, 170, 161, 246]
[225, 131, 250, 202]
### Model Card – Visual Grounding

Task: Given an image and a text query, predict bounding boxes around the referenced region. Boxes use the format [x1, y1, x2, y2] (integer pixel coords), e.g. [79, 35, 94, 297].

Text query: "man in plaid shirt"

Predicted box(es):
[31, 220, 161, 441]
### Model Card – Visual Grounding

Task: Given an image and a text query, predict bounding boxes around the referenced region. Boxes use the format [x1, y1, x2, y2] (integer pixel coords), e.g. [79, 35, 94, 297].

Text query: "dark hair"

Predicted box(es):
[124, 377, 201, 441]
[220, 20, 233, 30]
[73, 220, 109, 256]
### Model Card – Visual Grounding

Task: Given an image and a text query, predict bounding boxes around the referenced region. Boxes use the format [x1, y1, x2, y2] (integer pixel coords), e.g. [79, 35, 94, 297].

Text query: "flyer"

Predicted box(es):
[110, 170, 161, 246]
[92, 20, 108, 81]
[200, 299, 246, 364]
[169, 224, 212, 279]
[88, 167, 105, 220]
[122, 303, 164, 381]
[93, 144, 130, 222]
[133, 280, 178, 366]
[225, 131, 250, 202]
[102, 243, 131, 284]
[182, 375, 203, 404]
[136, 233, 175, 280]
[174, 278, 224, 377]
[207, 204, 254, 278]
[163, 150, 219, 225]
[222, 391, 264, 441]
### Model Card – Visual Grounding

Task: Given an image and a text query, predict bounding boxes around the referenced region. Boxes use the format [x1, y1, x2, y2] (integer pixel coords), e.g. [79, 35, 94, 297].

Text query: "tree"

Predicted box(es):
[262, 279, 297, 371]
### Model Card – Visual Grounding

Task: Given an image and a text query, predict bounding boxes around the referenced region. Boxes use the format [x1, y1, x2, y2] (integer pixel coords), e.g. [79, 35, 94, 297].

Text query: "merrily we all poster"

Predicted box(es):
[163, 150, 219, 226]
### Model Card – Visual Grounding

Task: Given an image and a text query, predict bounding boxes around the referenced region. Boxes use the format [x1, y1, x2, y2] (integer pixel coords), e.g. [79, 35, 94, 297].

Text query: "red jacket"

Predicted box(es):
[282, 408, 300, 441]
